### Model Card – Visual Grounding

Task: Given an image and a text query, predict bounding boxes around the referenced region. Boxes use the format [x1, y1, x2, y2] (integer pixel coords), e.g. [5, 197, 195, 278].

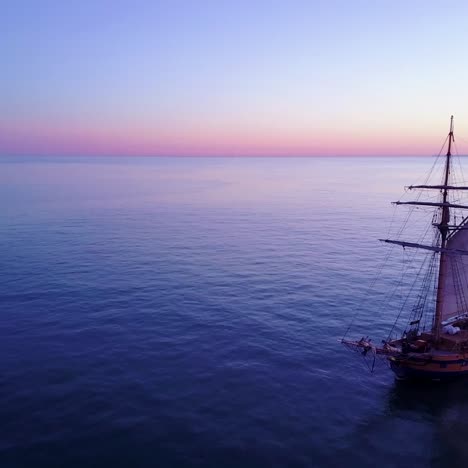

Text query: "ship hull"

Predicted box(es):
[389, 354, 468, 380]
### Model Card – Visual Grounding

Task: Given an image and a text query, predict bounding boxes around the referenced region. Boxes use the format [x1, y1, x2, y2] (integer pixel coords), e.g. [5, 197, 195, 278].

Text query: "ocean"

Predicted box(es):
[1, 156, 468, 467]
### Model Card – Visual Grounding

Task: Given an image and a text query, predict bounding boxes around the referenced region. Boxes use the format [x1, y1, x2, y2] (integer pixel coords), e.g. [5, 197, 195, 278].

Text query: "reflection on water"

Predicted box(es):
[388, 379, 468, 467]
[1, 156, 468, 467]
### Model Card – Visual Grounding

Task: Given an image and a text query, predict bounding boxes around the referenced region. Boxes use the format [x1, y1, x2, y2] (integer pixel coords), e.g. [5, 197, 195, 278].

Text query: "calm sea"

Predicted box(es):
[1, 156, 468, 468]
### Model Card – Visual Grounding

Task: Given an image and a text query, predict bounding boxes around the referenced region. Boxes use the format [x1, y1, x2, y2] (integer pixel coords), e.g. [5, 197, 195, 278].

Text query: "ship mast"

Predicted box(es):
[434, 115, 455, 341]
[380, 116, 468, 340]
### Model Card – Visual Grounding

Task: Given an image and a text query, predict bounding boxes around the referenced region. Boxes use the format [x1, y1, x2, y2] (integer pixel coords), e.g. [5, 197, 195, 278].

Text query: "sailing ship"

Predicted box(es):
[343, 116, 468, 380]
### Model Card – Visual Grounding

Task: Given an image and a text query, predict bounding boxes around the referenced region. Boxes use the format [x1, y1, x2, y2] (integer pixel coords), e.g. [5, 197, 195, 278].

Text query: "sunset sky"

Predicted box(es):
[2, 0, 468, 157]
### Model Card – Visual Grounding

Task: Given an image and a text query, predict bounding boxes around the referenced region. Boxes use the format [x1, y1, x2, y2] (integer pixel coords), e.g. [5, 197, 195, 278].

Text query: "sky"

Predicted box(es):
[2, 0, 468, 157]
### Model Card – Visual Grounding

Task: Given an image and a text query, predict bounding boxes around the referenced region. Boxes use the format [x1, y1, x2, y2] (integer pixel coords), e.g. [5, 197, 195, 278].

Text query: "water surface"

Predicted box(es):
[1, 156, 467, 467]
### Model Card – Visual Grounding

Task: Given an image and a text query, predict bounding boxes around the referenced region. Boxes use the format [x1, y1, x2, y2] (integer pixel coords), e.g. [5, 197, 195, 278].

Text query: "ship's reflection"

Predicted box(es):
[335, 371, 468, 467]
[386, 378, 468, 467]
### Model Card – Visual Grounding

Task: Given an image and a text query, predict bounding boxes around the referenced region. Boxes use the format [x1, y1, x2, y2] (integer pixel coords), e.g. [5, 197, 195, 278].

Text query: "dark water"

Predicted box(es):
[1, 156, 468, 467]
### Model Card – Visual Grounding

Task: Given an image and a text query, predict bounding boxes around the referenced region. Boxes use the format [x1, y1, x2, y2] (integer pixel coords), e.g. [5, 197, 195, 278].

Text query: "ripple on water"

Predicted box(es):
[0, 156, 465, 467]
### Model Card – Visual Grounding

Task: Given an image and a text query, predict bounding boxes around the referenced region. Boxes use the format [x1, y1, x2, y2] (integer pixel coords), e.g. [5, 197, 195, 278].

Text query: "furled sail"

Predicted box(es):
[439, 219, 468, 324]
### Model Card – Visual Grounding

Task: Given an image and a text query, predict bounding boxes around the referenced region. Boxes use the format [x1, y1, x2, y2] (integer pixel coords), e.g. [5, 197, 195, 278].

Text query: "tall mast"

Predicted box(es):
[434, 115, 455, 341]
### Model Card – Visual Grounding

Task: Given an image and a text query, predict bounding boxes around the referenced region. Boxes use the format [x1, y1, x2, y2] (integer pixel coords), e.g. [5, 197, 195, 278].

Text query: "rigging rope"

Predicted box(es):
[386, 252, 433, 341]
[342, 132, 456, 341]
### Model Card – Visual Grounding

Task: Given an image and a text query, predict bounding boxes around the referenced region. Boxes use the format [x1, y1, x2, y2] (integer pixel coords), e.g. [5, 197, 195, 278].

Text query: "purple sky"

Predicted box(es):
[2, 0, 468, 156]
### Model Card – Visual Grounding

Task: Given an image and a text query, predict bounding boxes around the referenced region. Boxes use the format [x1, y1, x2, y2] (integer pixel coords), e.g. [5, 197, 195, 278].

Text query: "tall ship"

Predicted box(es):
[343, 116, 468, 380]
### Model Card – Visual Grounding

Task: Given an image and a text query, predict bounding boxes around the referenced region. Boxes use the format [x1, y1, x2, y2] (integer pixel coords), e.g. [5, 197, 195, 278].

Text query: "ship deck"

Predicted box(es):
[440, 330, 468, 347]
[390, 330, 468, 353]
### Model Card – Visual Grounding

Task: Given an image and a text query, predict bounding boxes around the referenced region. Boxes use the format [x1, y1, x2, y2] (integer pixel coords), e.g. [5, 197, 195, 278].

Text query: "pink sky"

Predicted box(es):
[1, 116, 464, 157]
[3, 1, 468, 157]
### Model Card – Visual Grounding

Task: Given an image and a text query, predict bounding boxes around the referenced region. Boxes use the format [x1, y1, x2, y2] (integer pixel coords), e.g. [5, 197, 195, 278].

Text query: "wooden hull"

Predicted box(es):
[389, 353, 468, 380]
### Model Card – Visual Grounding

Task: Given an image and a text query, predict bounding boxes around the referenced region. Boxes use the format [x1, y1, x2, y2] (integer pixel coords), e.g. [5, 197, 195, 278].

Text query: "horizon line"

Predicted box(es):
[1, 153, 464, 159]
